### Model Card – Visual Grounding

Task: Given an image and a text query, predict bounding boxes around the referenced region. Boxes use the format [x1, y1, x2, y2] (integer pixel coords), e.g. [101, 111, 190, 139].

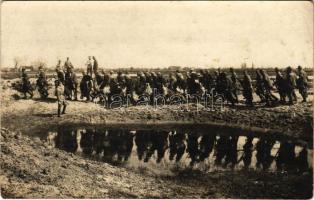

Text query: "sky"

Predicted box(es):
[1, 1, 313, 69]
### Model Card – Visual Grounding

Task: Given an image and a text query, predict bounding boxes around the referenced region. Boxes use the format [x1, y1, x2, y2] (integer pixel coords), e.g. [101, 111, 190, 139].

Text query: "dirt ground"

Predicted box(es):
[1, 84, 313, 198]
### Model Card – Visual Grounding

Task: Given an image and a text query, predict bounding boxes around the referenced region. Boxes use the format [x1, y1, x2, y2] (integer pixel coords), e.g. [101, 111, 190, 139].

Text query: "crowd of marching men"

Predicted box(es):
[19, 56, 310, 115]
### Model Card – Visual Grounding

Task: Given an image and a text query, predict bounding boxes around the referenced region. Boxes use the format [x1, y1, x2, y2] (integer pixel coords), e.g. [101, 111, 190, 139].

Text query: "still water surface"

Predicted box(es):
[35, 126, 312, 173]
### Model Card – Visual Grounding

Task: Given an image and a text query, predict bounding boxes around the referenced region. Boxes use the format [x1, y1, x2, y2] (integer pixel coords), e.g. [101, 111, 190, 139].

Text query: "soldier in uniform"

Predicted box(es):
[55, 67, 65, 85]
[229, 68, 239, 103]
[125, 73, 136, 105]
[255, 70, 266, 103]
[174, 71, 187, 94]
[85, 56, 93, 77]
[36, 66, 49, 99]
[187, 71, 203, 95]
[168, 73, 177, 92]
[64, 57, 73, 72]
[220, 72, 237, 106]
[273, 68, 286, 103]
[116, 71, 126, 90]
[54, 79, 68, 117]
[80, 71, 93, 101]
[296, 66, 309, 102]
[21, 68, 34, 99]
[92, 56, 98, 74]
[64, 68, 78, 100]
[284, 66, 297, 105]
[240, 71, 254, 106]
[260, 69, 278, 106]
[199, 70, 213, 93]
[156, 72, 166, 95]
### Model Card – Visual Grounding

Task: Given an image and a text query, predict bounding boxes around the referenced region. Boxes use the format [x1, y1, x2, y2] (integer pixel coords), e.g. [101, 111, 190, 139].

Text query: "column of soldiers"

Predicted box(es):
[20, 62, 310, 108]
[73, 66, 309, 107]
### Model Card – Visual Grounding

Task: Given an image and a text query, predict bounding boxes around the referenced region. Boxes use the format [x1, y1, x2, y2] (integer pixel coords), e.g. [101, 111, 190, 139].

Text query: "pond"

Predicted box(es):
[29, 125, 313, 174]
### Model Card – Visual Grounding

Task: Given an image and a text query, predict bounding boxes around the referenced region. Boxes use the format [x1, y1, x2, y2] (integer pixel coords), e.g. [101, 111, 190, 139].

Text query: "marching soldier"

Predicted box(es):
[255, 70, 265, 103]
[64, 57, 73, 72]
[296, 66, 309, 102]
[229, 68, 239, 103]
[274, 68, 286, 103]
[284, 66, 297, 105]
[220, 72, 237, 106]
[86, 56, 93, 76]
[21, 68, 34, 99]
[64, 68, 78, 100]
[260, 69, 278, 106]
[92, 56, 98, 74]
[240, 71, 254, 106]
[54, 79, 68, 117]
[36, 66, 49, 99]
[80, 71, 93, 101]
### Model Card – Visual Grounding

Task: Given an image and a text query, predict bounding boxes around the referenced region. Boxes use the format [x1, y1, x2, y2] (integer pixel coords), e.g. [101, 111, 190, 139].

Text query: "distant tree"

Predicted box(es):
[31, 58, 47, 70]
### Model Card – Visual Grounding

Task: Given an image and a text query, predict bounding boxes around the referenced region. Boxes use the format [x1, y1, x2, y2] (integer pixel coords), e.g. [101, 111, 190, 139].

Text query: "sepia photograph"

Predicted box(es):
[0, 1, 313, 199]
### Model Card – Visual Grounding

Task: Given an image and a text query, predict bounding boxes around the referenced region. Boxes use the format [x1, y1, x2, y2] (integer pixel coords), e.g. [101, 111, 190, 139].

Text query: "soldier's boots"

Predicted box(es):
[58, 105, 61, 117]
[62, 105, 67, 114]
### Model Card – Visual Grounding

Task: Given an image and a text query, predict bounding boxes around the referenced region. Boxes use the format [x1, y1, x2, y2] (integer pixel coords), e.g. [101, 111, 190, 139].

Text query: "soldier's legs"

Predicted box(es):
[279, 90, 286, 103]
[24, 89, 33, 99]
[73, 85, 78, 101]
[57, 103, 62, 117]
[62, 103, 67, 114]
[292, 90, 297, 102]
[300, 88, 308, 102]
[286, 91, 294, 105]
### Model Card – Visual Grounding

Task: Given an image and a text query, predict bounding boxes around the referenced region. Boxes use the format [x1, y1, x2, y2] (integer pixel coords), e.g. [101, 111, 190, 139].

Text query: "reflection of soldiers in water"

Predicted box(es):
[55, 129, 78, 153]
[169, 131, 186, 162]
[102, 130, 117, 162]
[93, 129, 107, 155]
[135, 130, 151, 161]
[276, 141, 296, 171]
[144, 131, 168, 163]
[116, 130, 134, 162]
[103, 129, 132, 162]
[199, 133, 216, 162]
[187, 132, 200, 166]
[223, 136, 239, 168]
[215, 135, 228, 166]
[80, 128, 94, 155]
[256, 137, 275, 170]
[238, 136, 254, 168]
[296, 146, 309, 172]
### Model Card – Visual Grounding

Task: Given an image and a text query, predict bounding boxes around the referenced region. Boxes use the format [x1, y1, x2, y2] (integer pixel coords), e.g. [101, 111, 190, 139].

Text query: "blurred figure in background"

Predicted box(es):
[296, 66, 309, 102]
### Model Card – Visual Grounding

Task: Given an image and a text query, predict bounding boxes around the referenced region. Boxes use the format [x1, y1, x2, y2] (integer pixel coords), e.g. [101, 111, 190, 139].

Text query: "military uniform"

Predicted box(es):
[274, 69, 286, 103]
[230, 68, 239, 103]
[296, 67, 308, 102]
[80, 73, 93, 101]
[92, 57, 98, 74]
[21, 70, 34, 98]
[36, 69, 49, 98]
[255, 71, 265, 103]
[86, 58, 93, 76]
[261, 70, 278, 106]
[240, 72, 254, 106]
[284, 67, 297, 105]
[55, 80, 68, 117]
